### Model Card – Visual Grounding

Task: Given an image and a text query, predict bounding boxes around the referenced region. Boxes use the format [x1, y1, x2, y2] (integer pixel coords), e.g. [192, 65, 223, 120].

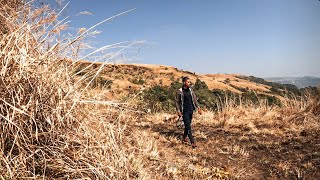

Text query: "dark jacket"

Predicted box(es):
[175, 87, 199, 113]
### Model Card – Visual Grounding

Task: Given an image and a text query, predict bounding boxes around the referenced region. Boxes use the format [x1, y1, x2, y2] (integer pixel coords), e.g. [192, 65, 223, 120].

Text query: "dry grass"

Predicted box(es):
[197, 90, 320, 135]
[0, 1, 146, 179]
[192, 91, 320, 179]
[132, 90, 320, 179]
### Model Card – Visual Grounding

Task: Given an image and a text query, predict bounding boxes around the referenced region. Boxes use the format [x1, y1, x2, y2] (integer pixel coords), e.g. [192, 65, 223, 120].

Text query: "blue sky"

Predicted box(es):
[63, 0, 320, 78]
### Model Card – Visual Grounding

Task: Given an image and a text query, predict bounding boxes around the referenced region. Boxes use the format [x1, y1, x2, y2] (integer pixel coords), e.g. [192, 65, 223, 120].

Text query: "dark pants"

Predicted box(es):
[183, 111, 194, 144]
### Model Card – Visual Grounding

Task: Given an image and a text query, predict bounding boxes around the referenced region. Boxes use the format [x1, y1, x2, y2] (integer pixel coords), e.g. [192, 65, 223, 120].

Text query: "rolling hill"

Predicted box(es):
[74, 60, 289, 100]
[71, 60, 314, 113]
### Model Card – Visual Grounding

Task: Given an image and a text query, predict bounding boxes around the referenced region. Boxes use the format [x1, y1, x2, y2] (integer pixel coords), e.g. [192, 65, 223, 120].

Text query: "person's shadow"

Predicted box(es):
[152, 122, 182, 139]
[133, 117, 182, 140]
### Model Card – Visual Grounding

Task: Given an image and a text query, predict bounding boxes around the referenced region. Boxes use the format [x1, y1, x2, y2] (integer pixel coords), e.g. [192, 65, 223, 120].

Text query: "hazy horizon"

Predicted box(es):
[64, 0, 320, 78]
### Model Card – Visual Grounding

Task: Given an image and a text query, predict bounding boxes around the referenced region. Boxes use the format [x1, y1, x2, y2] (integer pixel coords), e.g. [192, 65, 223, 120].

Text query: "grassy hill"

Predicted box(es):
[73, 60, 315, 112]
[74, 60, 272, 97]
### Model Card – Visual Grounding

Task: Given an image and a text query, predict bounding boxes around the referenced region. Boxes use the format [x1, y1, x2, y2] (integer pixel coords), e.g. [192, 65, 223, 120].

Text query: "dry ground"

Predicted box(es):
[121, 107, 320, 179]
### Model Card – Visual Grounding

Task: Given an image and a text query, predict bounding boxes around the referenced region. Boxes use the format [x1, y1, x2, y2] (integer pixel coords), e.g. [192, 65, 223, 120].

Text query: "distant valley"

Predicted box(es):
[265, 76, 320, 88]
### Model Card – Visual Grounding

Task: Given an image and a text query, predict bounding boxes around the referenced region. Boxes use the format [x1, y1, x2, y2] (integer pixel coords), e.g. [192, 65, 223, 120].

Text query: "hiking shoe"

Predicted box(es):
[191, 143, 197, 148]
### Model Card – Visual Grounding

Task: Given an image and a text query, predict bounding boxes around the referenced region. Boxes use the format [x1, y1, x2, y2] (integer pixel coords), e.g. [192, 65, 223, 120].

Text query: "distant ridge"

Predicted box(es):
[265, 76, 320, 88]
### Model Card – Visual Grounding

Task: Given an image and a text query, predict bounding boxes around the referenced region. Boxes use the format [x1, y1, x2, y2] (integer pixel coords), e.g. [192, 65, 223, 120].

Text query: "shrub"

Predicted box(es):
[141, 78, 283, 113]
[142, 85, 174, 112]
[223, 78, 230, 84]
[194, 79, 208, 90]
[131, 78, 145, 85]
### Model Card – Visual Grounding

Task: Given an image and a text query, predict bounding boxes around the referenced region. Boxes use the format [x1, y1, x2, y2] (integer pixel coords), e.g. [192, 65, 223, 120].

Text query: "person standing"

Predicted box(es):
[175, 76, 202, 148]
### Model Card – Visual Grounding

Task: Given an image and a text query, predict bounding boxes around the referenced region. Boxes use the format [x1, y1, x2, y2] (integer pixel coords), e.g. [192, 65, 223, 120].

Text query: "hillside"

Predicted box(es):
[73, 60, 311, 113]
[74, 60, 279, 100]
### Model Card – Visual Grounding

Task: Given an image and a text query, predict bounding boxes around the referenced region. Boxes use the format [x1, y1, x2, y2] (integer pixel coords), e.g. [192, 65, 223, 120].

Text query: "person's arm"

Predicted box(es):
[175, 91, 182, 116]
[193, 92, 202, 115]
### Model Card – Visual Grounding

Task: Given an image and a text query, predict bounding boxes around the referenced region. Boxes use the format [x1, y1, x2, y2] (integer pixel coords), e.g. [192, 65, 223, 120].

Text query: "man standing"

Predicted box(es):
[175, 76, 202, 148]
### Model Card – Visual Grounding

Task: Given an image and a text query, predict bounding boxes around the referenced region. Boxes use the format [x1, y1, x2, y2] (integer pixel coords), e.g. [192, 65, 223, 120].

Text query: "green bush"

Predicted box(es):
[142, 85, 174, 112]
[194, 79, 208, 90]
[193, 79, 219, 110]
[139, 79, 183, 112]
[140, 78, 283, 113]
[240, 91, 281, 106]
[223, 78, 230, 84]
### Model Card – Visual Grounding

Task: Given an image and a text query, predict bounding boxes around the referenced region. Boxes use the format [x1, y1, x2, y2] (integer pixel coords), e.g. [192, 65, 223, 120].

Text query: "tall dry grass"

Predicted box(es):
[199, 89, 320, 136]
[0, 1, 146, 179]
[194, 89, 320, 179]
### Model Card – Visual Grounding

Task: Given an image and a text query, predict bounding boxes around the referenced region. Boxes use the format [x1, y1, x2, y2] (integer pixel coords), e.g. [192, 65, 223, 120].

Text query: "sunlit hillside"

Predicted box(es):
[74, 60, 272, 99]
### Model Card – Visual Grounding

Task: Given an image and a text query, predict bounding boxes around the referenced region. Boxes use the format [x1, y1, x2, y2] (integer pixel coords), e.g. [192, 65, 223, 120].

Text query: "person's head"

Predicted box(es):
[182, 76, 191, 88]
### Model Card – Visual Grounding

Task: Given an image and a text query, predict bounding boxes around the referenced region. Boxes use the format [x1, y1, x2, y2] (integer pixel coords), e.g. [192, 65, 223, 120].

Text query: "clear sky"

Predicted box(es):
[63, 0, 320, 78]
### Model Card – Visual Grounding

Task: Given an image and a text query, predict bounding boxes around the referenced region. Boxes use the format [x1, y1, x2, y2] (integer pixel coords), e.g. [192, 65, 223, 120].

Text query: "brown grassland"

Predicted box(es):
[73, 60, 272, 100]
[0, 1, 319, 179]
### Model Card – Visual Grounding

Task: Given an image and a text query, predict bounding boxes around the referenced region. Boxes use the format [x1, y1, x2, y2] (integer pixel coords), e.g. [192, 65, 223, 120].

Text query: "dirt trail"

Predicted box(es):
[127, 115, 320, 179]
